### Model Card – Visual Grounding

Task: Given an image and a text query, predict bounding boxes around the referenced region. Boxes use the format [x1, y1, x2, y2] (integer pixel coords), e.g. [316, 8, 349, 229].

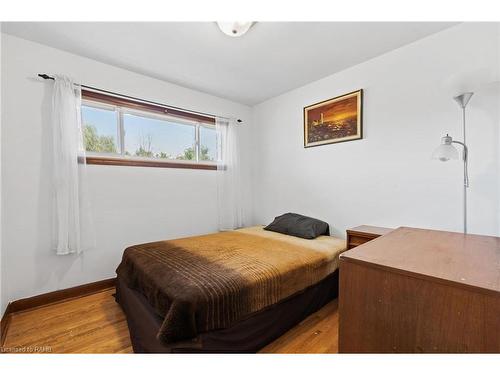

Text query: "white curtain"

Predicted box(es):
[216, 117, 243, 231]
[52, 75, 94, 255]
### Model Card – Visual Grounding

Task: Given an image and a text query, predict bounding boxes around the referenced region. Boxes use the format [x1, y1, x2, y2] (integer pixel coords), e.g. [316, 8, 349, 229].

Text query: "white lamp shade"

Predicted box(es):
[432, 143, 459, 162]
[217, 22, 253, 37]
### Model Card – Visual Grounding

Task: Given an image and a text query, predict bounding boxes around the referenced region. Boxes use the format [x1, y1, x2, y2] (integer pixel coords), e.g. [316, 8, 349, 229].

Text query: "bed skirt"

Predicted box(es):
[115, 270, 339, 353]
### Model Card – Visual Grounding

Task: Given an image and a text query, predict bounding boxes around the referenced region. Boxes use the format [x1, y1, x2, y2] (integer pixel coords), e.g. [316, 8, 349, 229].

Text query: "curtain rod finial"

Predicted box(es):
[38, 73, 54, 80]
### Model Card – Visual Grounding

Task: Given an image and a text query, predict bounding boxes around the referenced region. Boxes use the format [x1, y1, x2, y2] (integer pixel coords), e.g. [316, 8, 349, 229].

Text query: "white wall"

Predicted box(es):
[0, 34, 252, 315]
[251, 23, 500, 238]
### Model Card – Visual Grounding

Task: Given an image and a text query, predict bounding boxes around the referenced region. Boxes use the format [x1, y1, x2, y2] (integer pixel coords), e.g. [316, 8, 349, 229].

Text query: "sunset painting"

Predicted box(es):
[304, 89, 363, 147]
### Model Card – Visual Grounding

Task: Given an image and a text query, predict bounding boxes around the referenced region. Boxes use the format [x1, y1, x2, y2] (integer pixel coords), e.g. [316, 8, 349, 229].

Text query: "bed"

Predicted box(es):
[115, 225, 346, 353]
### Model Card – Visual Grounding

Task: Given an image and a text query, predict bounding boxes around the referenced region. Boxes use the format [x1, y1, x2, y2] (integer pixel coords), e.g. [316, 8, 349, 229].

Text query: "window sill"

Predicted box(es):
[86, 156, 217, 170]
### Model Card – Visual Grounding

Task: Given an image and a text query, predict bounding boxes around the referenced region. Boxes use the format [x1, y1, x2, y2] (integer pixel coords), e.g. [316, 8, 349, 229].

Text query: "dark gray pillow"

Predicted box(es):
[263, 213, 330, 239]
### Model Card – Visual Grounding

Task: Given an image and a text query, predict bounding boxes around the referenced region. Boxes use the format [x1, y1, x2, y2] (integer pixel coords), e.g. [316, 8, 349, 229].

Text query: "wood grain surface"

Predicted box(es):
[2, 289, 339, 354]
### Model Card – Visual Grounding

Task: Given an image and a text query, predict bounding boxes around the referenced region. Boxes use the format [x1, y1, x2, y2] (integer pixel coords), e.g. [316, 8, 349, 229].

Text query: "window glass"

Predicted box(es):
[199, 126, 217, 161]
[123, 113, 196, 160]
[82, 105, 119, 154]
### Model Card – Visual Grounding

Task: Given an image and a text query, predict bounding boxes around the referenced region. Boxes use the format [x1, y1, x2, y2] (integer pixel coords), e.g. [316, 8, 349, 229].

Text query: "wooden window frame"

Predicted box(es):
[81, 90, 217, 170]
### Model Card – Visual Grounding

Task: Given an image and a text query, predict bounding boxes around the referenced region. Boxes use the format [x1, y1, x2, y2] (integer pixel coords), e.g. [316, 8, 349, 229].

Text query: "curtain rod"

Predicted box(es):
[38, 74, 243, 124]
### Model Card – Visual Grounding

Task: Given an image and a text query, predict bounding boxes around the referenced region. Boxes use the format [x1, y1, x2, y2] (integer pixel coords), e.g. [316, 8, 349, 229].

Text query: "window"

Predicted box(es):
[81, 90, 218, 170]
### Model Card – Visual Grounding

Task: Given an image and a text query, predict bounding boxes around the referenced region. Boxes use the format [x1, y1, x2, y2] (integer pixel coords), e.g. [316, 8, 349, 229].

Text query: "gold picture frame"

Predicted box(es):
[304, 89, 363, 148]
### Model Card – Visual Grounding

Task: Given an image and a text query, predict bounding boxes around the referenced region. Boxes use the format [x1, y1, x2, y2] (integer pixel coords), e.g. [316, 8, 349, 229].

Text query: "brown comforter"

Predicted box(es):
[116, 226, 345, 344]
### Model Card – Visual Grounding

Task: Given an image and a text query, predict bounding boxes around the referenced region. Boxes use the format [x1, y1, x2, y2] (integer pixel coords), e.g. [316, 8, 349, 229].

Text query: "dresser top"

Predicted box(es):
[340, 227, 500, 295]
[346, 225, 393, 237]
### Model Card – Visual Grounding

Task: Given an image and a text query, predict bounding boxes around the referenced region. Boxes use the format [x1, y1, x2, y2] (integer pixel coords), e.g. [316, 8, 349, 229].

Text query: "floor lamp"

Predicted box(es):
[432, 92, 473, 234]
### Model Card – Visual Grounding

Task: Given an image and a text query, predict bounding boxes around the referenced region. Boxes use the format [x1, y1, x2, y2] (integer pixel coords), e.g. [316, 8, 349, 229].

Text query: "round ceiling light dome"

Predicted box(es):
[216, 22, 254, 37]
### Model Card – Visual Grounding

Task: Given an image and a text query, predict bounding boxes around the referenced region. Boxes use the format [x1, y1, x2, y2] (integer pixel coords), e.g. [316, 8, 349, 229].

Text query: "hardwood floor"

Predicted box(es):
[2, 288, 339, 354]
[2, 289, 132, 353]
[260, 300, 339, 353]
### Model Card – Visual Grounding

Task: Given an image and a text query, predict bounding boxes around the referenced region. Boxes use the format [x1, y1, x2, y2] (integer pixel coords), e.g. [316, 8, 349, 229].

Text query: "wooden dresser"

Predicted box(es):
[339, 227, 500, 353]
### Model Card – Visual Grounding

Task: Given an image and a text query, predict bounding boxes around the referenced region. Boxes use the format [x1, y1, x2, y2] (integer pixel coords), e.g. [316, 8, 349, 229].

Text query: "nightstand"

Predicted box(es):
[346, 225, 393, 249]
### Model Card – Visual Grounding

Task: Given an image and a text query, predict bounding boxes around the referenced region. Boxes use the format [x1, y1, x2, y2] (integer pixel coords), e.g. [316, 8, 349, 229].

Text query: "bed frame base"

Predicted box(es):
[115, 270, 339, 353]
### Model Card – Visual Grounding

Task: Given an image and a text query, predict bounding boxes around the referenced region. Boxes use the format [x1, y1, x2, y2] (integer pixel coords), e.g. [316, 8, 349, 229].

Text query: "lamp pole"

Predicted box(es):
[453, 92, 473, 234]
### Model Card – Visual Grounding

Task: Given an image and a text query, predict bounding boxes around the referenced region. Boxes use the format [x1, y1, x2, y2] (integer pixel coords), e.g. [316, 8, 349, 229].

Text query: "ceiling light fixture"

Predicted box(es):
[216, 22, 254, 37]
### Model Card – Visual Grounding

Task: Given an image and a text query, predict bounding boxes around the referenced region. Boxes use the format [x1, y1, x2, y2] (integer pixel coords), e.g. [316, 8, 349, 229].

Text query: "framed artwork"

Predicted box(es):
[303, 89, 363, 148]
